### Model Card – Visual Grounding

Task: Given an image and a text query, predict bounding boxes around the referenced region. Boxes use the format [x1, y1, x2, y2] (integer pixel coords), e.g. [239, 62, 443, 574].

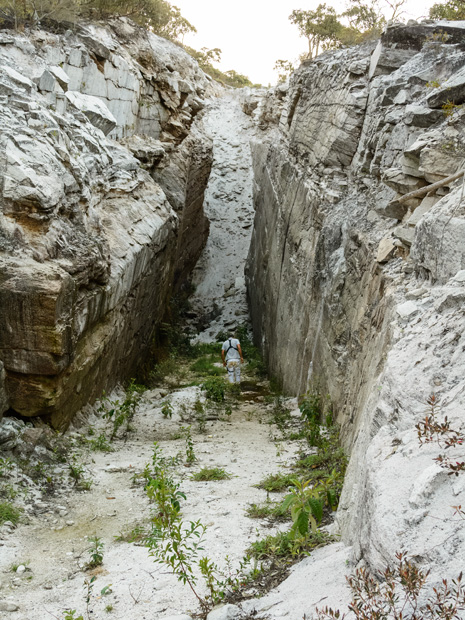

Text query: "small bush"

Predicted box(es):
[0, 501, 22, 525]
[248, 529, 331, 563]
[191, 467, 231, 481]
[202, 377, 225, 402]
[256, 472, 296, 492]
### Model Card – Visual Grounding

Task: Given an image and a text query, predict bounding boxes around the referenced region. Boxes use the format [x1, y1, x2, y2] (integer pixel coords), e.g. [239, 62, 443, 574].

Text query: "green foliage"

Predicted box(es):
[429, 0, 465, 20]
[161, 401, 174, 419]
[202, 377, 225, 402]
[256, 472, 296, 492]
[290, 4, 346, 58]
[182, 425, 196, 465]
[146, 470, 185, 528]
[248, 528, 331, 562]
[185, 46, 255, 88]
[98, 380, 142, 440]
[442, 99, 463, 120]
[87, 536, 104, 568]
[191, 467, 231, 481]
[236, 325, 266, 376]
[0, 0, 196, 39]
[190, 356, 223, 377]
[0, 501, 22, 525]
[62, 610, 84, 620]
[246, 501, 288, 522]
[281, 478, 324, 536]
[88, 433, 113, 453]
[115, 523, 146, 543]
[271, 396, 292, 431]
[274, 59, 295, 83]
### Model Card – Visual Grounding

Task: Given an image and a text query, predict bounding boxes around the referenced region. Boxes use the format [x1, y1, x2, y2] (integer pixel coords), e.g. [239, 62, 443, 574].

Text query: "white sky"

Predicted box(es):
[173, 0, 439, 85]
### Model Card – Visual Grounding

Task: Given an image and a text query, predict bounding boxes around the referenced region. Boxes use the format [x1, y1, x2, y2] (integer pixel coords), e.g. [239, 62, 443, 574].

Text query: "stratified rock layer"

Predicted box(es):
[0, 21, 219, 427]
[246, 20, 465, 593]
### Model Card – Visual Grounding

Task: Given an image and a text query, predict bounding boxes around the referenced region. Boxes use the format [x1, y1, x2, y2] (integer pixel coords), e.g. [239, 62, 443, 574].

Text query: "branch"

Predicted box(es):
[392, 169, 465, 206]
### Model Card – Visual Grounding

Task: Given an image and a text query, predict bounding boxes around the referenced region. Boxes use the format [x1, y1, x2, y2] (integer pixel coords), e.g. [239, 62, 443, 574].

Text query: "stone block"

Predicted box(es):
[396, 300, 419, 318]
[4, 66, 34, 92]
[376, 237, 396, 263]
[403, 104, 443, 127]
[426, 65, 465, 108]
[382, 168, 426, 194]
[50, 65, 70, 91]
[66, 91, 117, 135]
[37, 70, 58, 93]
[407, 196, 440, 226]
[394, 226, 415, 246]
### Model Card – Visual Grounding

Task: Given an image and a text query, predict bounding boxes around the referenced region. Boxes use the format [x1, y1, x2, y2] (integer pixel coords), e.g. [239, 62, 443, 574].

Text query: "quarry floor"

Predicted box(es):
[0, 372, 309, 619]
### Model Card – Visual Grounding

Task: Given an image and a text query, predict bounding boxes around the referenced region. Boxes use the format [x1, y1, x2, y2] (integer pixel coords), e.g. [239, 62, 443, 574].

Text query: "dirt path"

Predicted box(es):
[0, 377, 302, 619]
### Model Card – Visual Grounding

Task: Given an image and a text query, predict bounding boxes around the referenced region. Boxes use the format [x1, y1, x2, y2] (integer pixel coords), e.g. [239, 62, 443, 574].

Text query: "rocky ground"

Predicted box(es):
[0, 364, 308, 620]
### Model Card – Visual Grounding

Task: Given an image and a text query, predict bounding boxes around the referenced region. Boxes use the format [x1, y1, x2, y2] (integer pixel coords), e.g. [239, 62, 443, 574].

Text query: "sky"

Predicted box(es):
[172, 0, 440, 85]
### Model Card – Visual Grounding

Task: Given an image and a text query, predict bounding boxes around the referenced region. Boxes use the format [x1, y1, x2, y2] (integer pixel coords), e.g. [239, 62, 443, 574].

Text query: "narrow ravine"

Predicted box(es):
[189, 92, 256, 340]
[0, 94, 304, 620]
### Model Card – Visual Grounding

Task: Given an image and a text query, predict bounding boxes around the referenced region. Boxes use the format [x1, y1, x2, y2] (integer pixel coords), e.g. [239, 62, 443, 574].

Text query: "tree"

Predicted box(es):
[429, 0, 465, 19]
[289, 4, 345, 59]
[274, 59, 295, 83]
[343, 0, 385, 40]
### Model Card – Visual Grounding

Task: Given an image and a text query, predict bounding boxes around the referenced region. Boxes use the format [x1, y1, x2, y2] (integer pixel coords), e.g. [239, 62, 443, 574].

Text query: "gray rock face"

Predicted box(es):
[0, 23, 218, 428]
[246, 19, 465, 587]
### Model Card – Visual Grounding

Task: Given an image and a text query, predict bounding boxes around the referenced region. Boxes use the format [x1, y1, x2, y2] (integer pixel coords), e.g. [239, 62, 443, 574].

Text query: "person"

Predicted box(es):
[221, 333, 244, 384]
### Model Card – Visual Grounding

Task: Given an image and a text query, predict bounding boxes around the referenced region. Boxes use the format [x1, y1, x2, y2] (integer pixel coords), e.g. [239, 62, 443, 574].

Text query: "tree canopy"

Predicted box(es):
[429, 0, 465, 19]
[0, 0, 196, 41]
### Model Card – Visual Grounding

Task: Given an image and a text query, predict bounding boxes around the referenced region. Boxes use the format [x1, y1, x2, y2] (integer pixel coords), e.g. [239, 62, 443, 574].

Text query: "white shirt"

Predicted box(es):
[222, 338, 241, 361]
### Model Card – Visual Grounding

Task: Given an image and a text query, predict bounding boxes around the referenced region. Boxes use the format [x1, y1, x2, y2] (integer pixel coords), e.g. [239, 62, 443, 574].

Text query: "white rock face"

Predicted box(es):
[243, 18, 465, 613]
[0, 22, 219, 427]
[188, 93, 256, 340]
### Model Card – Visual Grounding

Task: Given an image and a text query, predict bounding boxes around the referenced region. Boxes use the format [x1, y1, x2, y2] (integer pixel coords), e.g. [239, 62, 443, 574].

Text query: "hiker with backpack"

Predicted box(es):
[221, 334, 244, 384]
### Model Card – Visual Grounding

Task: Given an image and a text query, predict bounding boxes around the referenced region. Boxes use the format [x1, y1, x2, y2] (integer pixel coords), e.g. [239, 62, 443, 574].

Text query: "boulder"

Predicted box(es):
[65, 91, 117, 135]
[207, 604, 242, 620]
[382, 168, 426, 194]
[376, 237, 396, 263]
[403, 104, 443, 127]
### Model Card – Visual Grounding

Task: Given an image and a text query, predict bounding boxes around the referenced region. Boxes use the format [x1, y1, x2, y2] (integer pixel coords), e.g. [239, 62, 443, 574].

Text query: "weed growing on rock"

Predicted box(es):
[315, 552, 465, 619]
[191, 467, 231, 481]
[161, 401, 174, 418]
[246, 501, 288, 523]
[256, 472, 296, 492]
[416, 394, 465, 475]
[143, 442, 250, 617]
[181, 425, 196, 465]
[202, 376, 225, 402]
[248, 529, 331, 563]
[98, 379, 143, 440]
[86, 537, 104, 568]
[88, 433, 113, 453]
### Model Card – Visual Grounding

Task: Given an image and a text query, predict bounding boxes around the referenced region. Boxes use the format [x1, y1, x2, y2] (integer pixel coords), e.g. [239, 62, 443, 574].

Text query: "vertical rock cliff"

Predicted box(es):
[0, 20, 221, 427]
[246, 20, 465, 591]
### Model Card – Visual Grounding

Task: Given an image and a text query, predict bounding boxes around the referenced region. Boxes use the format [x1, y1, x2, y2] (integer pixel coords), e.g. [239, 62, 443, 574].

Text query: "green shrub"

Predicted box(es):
[256, 472, 296, 492]
[191, 467, 231, 481]
[0, 501, 22, 525]
[202, 377, 225, 402]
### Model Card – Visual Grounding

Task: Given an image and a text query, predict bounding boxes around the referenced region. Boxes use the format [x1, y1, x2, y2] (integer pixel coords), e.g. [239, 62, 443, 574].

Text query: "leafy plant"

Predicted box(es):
[146, 469, 186, 529]
[316, 552, 465, 619]
[0, 501, 22, 525]
[202, 377, 225, 402]
[281, 478, 324, 536]
[182, 426, 196, 465]
[191, 467, 231, 481]
[89, 433, 113, 453]
[87, 536, 104, 568]
[416, 394, 465, 475]
[98, 379, 143, 440]
[161, 401, 174, 419]
[248, 529, 331, 563]
[256, 471, 296, 492]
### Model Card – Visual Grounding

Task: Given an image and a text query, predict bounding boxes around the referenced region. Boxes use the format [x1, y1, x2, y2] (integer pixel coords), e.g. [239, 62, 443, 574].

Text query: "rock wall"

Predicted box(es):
[246, 21, 465, 583]
[0, 21, 219, 427]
